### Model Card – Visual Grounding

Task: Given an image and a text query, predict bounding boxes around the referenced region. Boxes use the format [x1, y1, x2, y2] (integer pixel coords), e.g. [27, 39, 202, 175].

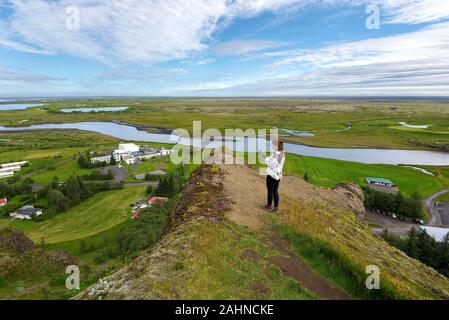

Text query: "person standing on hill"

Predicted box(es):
[262, 140, 285, 212]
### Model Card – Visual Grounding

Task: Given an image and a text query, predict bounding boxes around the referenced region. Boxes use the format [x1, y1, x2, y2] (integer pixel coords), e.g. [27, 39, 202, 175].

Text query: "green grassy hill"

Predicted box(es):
[77, 164, 449, 300]
[0, 187, 146, 243]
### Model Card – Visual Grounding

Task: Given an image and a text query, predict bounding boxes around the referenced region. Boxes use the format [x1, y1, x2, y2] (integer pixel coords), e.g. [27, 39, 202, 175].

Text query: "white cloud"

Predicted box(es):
[213, 40, 287, 56]
[1, 0, 448, 65]
[180, 22, 449, 96]
[270, 22, 449, 68]
[95, 67, 187, 81]
[0, 66, 64, 81]
[0, 0, 301, 64]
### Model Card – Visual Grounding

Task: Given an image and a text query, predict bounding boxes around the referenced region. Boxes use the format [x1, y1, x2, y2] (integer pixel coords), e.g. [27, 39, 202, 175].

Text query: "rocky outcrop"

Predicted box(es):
[332, 182, 366, 217]
[0, 228, 35, 253]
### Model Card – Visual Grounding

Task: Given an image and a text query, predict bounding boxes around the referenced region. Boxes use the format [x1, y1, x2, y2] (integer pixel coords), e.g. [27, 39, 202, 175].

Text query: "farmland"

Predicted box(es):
[1, 98, 449, 151]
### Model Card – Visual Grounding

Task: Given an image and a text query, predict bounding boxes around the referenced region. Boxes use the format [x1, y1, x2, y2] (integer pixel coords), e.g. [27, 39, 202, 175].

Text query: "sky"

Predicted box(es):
[0, 0, 449, 97]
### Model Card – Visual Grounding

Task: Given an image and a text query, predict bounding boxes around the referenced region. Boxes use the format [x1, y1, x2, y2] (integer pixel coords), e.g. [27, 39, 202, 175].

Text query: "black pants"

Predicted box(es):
[266, 175, 280, 208]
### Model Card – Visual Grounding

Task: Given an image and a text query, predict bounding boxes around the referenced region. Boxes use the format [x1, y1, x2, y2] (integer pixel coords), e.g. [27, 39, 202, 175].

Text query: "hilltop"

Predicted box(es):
[76, 156, 449, 300]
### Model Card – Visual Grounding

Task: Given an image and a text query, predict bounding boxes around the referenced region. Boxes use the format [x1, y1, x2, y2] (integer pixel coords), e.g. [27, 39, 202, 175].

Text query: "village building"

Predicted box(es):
[0, 166, 21, 173]
[0, 160, 28, 180]
[90, 143, 172, 166]
[116, 143, 139, 154]
[91, 154, 113, 164]
[0, 160, 28, 168]
[366, 177, 395, 187]
[10, 205, 42, 220]
[0, 171, 14, 179]
[0, 198, 7, 207]
[121, 154, 136, 165]
[131, 196, 168, 219]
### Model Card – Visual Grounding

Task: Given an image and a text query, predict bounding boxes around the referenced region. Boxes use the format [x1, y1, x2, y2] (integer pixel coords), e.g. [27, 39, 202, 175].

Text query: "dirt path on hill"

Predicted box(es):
[220, 160, 362, 230]
[208, 153, 350, 300]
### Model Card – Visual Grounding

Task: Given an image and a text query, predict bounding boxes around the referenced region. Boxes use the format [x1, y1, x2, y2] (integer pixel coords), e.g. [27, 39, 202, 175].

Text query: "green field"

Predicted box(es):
[1, 98, 449, 151]
[0, 187, 145, 243]
[242, 152, 448, 197]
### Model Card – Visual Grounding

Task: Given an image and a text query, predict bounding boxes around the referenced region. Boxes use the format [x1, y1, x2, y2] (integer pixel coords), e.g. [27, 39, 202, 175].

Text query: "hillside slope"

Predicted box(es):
[76, 159, 449, 300]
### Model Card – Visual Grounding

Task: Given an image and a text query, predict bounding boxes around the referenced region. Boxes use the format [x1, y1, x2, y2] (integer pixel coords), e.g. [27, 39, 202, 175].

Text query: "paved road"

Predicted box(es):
[124, 182, 158, 187]
[102, 165, 159, 187]
[365, 210, 416, 237]
[425, 189, 449, 227]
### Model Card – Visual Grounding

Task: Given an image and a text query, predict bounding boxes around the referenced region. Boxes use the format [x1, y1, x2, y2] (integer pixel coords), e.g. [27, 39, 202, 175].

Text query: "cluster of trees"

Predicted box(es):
[0, 178, 34, 217]
[90, 202, 173, 264]
[153, 164, 188, 197]
[363, 187, 424, 219]
[116, 203, 172, 256]
[0, 178, 33, 198]
[382, 228, 449, 277]
[82, 170, 114, 181]
[44, 176, 123, 217]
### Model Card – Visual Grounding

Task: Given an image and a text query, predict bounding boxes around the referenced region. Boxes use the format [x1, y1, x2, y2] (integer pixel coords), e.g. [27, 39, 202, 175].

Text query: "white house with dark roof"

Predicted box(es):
[10, 205, 42, 220]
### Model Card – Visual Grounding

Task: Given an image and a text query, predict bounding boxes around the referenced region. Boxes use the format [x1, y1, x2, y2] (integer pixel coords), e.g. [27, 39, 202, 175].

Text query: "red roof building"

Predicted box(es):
[148, 197, 168, 205]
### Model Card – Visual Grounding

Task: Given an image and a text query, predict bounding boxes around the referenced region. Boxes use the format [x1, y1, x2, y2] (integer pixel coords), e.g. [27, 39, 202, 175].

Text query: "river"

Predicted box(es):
[0, 121, 449, 166]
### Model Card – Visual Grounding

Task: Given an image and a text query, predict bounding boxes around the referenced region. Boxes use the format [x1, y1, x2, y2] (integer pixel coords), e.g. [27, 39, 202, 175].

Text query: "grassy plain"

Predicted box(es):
[0, 187, 145, 243]
[1, 98, 449, 150]
[241, 152, 448, 197]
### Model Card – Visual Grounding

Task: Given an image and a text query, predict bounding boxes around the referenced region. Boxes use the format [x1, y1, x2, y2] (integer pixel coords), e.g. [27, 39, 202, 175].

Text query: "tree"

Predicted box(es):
[47, 188, 70, 213]
[303, 173, 309, 183]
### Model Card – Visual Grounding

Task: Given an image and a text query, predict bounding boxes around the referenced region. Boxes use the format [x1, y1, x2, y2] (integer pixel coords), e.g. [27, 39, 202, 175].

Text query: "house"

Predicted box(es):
[131, 196, 169, 219]
[0, 171, 14, 179]
[118, 143, 139, 153]
[10, 205, 43, 220]
[0, 161, 28, 168]
[0, 198, 7, 207]
[121, 155, 136, 165]
[419, 226, 449, 243]
[147, 196, 168, 205]
[91, 154, 112, 164]
[0, 166, 21, 173]
[366, 178, 395, 187]
[157, 147, 172, 156]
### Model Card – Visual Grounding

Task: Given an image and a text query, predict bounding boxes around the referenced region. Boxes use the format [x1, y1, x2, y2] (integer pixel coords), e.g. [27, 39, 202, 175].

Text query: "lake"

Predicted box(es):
[60, 107, 128, 113]
[1, 121, 449, 166]
[0, 103, 46, 111]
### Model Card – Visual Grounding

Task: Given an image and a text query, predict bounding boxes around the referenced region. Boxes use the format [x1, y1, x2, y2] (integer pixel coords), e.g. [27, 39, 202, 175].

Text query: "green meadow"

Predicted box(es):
[0, 186, 146, 243]
[1, 98, 449, 150]
[243, 152, 448, 197]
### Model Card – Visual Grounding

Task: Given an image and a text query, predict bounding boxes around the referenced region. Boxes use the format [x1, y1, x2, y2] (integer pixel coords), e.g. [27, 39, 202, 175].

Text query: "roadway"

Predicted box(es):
[425, 189, 449, 228]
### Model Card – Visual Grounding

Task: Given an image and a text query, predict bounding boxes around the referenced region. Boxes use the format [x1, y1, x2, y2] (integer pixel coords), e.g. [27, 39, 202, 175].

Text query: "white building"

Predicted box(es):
[0, 171, 14, 179]
[10, 205, 43, 220]
[0, 166, 21, 173]
[1, 161, 28, 168]
[419, 226, 449, 243]
[158, 147, 172, 156]
[91, 154, 112, 164]
[118, 143, 139, 153]
[122, 155, 136, 165]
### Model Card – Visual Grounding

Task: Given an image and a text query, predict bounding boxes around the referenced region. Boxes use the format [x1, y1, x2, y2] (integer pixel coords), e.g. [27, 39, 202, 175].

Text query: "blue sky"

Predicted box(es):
[1, 0, 449, 97]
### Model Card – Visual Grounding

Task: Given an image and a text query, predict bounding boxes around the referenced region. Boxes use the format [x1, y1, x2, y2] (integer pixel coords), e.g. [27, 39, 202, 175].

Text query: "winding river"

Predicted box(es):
[0, 121, 449, 166]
